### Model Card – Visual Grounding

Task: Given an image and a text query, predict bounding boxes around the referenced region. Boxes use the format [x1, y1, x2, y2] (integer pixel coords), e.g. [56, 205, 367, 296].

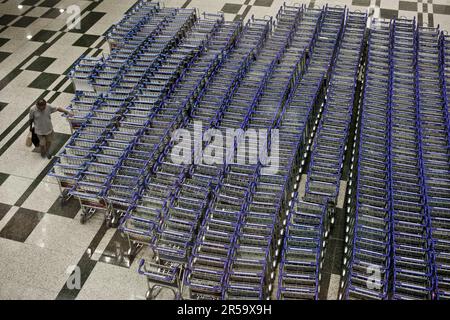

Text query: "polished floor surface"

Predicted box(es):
[0, 0, 449, 300]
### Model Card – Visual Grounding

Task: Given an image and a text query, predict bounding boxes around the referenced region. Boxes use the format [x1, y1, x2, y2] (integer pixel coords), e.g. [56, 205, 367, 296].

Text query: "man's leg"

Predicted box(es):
[38, 135, 47, 158]
[45, 132, 54, 159]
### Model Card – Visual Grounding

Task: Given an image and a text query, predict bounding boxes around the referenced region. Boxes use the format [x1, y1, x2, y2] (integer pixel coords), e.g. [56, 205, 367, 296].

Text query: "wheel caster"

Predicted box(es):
[105, 216, 112, 229]
[60, 190, 69, 206]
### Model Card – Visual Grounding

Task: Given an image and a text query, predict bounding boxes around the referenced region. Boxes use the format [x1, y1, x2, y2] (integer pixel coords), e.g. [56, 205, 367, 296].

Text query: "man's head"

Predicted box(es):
[37, 99, 47, 111]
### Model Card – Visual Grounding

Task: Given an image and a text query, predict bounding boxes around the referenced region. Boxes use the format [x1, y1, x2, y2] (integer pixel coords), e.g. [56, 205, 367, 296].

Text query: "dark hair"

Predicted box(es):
[37, 99, 47, 107]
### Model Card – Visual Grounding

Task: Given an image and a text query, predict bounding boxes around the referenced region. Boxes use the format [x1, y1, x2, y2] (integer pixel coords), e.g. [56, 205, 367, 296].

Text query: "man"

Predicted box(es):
[29, 99, 73, 159]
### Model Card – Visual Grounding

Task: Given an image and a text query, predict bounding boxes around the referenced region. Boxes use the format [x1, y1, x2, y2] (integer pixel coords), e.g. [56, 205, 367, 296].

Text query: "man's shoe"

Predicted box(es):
[47, 154, 52, 160]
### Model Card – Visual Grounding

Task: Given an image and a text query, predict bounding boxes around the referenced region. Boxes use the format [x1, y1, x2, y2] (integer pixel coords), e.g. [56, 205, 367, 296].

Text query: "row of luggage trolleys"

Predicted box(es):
[185, 5, 318, 299]
[277, 9, 367, 299]
[50, 7, 234, 225]
[342, 19, 450, 300]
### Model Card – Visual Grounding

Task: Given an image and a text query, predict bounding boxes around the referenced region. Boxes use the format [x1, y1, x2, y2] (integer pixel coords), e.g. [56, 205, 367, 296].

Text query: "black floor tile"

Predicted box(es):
[26, 56, 56, 72]
[73, 34, 100, 47]
[380, 8, 399, 20]
[0, 203, 11, 221]
[399, 1, 418, 11]
[332, 243, 345, 274]
[40, 0, 61, 7]
[0, 51, 10, 63]
[56, 253, 97, 300]
[0, 37, 9, 47]
[428, 13, 434, 27]
[30, 29, 57, 42]
[63, 82, 75, 94]
[41, 8, 62, 19]
[28, 72, 59, 89]
[352, 0, 370, 6]
[0, 68, 22, 91]
[12, 16, 37, 28]
[0, 208, 45, 242]
[0, 172, 8, 186]
[14, 146, 66, 208]
[433, 4, 450, 15]
[47, 196, 81, 219]
[0, 15, 18, 26]
[99, 230, 135, 268]
[56, 223, 108, 300]
[49, 132, 71, 155]
[71, 12, 106, 34]
[319, 272, 331, 300]
[321, 256, 333, 274]
[418, 12, 423, 26]
[21, 0, 40, 5]
[254, 0, 274, 7]
[221, 3, 242, 14]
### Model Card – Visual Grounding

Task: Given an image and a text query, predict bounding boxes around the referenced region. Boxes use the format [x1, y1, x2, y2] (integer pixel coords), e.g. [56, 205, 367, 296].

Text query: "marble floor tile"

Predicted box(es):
[0, 202, 12, 221]
[76, 262, 148, 300]
[25, 213, 102, 256]
[21, 181, 61, 213]
[327, 274, 341, 300]
[0, 207, 45, 242]
[0, 175, 33, 205]
[0, 130, 53, 179]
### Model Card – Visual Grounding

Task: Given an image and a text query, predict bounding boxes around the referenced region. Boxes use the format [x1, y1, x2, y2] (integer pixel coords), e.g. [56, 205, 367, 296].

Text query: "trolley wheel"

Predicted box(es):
[127, 241, 142, 257]
[60, 190, 69, 206]
[110, 213, 120, 228]
[105, 216, 112, 229]
[146, 286, 163, 300]
[127, 246, 134, 257]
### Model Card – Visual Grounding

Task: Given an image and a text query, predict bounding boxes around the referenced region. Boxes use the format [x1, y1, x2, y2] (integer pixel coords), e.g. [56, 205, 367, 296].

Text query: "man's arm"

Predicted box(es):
[56, 106, 74, 117]
[29, 110, 34, 132]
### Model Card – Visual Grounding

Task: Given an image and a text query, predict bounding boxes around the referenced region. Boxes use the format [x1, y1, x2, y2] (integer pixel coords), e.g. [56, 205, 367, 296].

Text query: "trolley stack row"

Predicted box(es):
[390, 18, 434, 300]
[223, 6, 325, 300]
[277, 6, 350, 300]
[422, 29, 450, 299]
[133, 14, 275, 299]
[50, 8, 199, 224]
[343, 18, 395, 300]
[185, 5, 305, 300]
[343, 19, 450, 300]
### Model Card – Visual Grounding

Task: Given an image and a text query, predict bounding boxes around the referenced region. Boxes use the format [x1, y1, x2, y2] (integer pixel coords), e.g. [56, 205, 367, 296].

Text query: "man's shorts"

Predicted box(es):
[37, 131, 54, 147]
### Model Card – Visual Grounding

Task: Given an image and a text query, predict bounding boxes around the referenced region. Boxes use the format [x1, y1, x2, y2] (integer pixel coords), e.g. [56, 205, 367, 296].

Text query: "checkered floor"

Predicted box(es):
[0, 0, 449, 300]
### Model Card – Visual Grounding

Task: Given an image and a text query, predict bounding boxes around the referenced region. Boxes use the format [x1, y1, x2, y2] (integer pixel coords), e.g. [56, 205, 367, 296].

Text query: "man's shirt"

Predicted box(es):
[29, 104, 57, 135]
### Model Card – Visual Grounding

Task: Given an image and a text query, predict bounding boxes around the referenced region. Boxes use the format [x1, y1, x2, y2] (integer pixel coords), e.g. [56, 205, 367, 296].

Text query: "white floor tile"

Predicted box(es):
[77, 262, 148, 300]
[0, 175, 33, 205]
[22, 181, 61, 213]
